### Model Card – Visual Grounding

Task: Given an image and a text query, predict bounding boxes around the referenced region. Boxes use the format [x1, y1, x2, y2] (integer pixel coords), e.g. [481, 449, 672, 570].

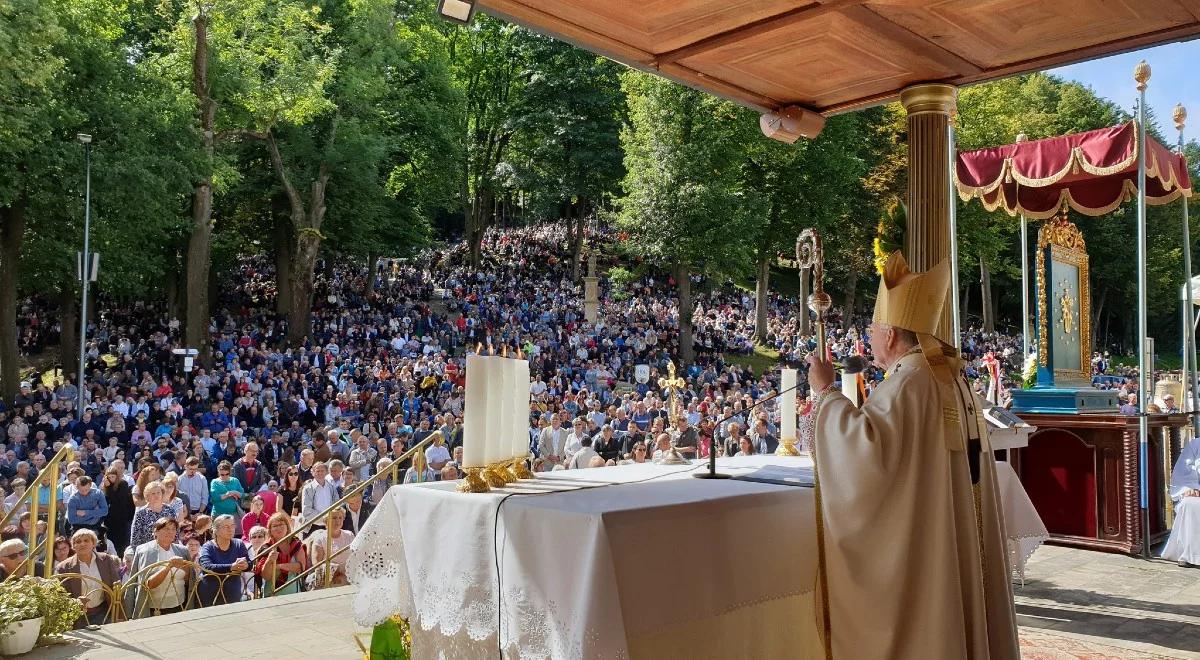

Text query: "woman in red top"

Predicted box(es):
[240, 496, 271, 542]
[254, 512, 307, 596]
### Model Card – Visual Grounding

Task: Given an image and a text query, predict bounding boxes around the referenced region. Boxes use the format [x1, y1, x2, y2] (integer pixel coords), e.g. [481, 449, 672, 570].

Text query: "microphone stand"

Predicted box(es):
[693, 383, 805, 479]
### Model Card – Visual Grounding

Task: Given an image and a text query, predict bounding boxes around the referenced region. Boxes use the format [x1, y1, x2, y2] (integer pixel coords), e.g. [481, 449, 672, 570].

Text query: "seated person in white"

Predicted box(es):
[1162, 438, 1200, 568]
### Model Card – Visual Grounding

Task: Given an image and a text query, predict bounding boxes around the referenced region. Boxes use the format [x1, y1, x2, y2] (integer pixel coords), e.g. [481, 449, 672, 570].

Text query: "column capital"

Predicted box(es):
[899, 83, 957, 116]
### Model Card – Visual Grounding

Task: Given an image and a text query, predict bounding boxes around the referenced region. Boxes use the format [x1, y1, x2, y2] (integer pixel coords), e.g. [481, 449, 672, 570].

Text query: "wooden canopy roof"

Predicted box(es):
[478, 0, 1200, 116]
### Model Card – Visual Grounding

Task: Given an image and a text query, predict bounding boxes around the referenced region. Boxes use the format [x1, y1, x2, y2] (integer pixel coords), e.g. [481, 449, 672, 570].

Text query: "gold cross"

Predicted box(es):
[657, 360, 686, 425]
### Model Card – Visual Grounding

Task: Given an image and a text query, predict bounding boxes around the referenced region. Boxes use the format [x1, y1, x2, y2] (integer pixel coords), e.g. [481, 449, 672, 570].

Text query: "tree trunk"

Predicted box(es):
[962, 282, 971, 326]
[799, 266, 811, 336]
[1091, 285, 1106, 354]
[980, 256, 994, 332]
[571, 204, 586, 283]
[58, 287, 78, 381]
[165, 260, 184, 323]
[842, 262, 858, 330]
[365, 251, 379, 296]
[754, 252, 770, 342]
[186, 11, 216, 367]
[676, 263, 695, 366]
[266, 129, 331, 345]
[0, 195, 27, 402]
[274, 218, 292, 314]
[288, 230, 320, 343]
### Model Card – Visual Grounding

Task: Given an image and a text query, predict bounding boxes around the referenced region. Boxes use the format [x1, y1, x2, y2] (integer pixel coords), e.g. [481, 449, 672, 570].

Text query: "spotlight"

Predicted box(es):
[759, 106, 825, 143]
[437, 0, 477, 25]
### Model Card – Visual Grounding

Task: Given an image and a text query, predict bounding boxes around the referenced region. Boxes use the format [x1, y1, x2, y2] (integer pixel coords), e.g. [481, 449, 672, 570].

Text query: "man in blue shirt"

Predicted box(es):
[66, 476, 108, 540]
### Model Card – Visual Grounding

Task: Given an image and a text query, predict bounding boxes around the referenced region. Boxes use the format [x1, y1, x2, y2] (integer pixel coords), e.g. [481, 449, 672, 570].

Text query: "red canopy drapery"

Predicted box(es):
[955, 121, 1192, 219]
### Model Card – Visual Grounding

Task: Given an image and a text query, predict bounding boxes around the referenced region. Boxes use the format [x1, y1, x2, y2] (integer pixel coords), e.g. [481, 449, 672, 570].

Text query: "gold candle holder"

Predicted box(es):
[482, 463, 509, 488]
[512, 456, 535, 480]
[775, 436, 801, 456]
[457, 467, 490, 493]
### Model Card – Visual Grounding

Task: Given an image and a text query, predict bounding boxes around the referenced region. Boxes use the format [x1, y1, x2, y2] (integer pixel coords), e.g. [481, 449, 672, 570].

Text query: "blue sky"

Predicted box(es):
[1049, 40, 1200, 136]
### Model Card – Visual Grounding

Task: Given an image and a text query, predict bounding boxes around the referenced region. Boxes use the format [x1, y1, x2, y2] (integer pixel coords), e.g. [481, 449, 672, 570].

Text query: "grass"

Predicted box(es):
[724, 344, 781, 375]
[732, 264, 803, 298]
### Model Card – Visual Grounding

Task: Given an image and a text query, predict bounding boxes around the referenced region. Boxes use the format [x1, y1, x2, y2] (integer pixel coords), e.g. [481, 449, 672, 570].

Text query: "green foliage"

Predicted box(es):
[618, 72, 759, 277]
[607, 265, 635, 301]
[0, 576, 84, 642]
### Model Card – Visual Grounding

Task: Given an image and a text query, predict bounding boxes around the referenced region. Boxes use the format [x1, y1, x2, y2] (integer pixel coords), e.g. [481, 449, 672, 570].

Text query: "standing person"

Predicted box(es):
[128, 482, 178, 549]
[240, 496, 270, 542]
[209, 461, 245, 522]
[300, 462, 338, 530]
[177, 457, 209, 518]
[197, 514, 251, 606]
[804, 252, 1018, 659]
[232, 442, 267, 494]
[101, 467, 135, 556]
[278, 468, 302, 518]
[66, 476, 108, 542]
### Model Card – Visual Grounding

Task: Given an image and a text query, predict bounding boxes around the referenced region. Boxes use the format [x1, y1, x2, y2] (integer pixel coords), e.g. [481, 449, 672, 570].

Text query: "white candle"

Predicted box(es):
[780, 368, 797, 441]
[841, 370, 860, 407]
[486, 356, 509, 465]
[511, 359, 530, 459]
[463, 354, 488, 469]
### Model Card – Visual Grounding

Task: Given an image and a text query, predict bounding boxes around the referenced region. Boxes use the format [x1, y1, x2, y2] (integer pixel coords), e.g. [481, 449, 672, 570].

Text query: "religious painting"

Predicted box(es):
[1036, 214, 1091, 386]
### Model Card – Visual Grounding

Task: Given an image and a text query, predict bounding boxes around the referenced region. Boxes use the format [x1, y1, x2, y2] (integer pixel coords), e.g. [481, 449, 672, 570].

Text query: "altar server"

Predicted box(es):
[805, 252, 1019, 659]
[1162, 438, 1200, 567]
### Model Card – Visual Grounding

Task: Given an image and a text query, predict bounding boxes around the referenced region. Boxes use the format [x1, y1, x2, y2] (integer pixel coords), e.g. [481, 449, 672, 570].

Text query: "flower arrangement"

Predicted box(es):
[0, 576, 84, 643]
[1022, 352, 1038, 389]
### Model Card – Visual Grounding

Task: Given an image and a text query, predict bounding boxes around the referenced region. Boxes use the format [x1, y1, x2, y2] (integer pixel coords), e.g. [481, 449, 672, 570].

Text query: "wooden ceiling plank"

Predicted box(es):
[655, 0, 865, 65]
[657, 61, 793, 112]
[840, 4, 984, 76]
[955, 22, 1200, 88]
[480, 0, 655, 65]
[1177, 0, 1200, 21]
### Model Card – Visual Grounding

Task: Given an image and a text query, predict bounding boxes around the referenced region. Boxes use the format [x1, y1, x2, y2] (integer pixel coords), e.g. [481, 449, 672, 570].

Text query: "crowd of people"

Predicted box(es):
[0, 221, 1033, 622]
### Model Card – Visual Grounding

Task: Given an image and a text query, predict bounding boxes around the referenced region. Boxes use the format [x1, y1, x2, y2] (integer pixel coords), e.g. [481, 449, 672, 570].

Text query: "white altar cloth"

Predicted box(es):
[996, 461, 1050, 582]
[348, 456, 823, 659]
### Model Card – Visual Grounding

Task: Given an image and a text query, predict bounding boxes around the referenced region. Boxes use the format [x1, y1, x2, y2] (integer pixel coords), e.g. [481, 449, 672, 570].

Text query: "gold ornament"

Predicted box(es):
[1134, 60, 1152, 91]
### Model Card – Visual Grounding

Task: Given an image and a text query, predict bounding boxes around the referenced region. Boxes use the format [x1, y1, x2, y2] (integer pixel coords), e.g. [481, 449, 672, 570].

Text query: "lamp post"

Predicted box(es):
[76, 133, 92, 416]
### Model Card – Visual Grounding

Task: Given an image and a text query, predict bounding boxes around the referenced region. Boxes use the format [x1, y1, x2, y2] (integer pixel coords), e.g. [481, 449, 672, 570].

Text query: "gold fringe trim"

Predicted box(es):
[955, 121, 1194, 217]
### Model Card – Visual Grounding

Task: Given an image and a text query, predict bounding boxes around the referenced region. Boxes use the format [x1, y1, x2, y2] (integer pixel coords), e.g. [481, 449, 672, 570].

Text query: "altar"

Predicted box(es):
[348, 455, 825, 660]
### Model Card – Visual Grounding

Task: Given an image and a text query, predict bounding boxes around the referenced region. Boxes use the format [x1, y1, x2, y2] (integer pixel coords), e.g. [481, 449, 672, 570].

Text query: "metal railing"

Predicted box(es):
[1, 434, 439, 621]
[0, 444, 73, 579]
[259, 432, 437, 595]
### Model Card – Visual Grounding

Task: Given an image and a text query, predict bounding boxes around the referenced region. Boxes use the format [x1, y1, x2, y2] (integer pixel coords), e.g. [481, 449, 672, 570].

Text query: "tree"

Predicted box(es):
[618, 73, 759, 365]
[0, 0, 195, 399]
[446, 18, 531, 267]
[507, 36, 625, 280]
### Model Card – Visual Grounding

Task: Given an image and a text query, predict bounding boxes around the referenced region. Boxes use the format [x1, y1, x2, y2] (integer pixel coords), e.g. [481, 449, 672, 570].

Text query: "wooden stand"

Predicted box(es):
[1010, 412, 1187, 554]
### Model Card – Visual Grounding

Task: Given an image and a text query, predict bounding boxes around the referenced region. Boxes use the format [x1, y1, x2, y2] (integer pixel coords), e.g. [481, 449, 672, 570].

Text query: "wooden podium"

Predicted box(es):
[1010, 412, 1187, 554]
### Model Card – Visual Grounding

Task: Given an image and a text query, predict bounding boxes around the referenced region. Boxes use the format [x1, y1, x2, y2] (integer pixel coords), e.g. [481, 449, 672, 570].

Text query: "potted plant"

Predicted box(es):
[0, 576, 84, 655]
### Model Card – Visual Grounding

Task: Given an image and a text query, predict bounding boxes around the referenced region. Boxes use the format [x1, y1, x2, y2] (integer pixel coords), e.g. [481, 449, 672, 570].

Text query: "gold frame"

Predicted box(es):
[1036, 213, 1091, 382]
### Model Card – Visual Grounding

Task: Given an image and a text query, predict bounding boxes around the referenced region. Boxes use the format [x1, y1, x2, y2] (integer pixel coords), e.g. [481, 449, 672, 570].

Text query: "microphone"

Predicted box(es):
[694, 382, 805, 480]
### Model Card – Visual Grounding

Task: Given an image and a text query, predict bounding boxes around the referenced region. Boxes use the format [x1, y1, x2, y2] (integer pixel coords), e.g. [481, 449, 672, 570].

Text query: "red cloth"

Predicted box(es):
[956, 121, 1192, 219]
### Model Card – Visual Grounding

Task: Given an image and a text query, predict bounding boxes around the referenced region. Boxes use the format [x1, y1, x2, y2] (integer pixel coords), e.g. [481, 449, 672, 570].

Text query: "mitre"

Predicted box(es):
[871, 251, 952, 345]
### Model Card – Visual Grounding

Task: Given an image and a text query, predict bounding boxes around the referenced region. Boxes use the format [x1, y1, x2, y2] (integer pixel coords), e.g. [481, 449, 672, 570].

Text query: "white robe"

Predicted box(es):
[1161, 439, 1200, 565]
[814, 350, 1019, 660]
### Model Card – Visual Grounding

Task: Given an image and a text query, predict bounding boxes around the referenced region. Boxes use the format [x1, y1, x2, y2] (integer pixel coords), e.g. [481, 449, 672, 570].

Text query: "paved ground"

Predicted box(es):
[1015, 544, 1200, 659]
[29, 587, 365, 659]
[21, 544, 1200, 659]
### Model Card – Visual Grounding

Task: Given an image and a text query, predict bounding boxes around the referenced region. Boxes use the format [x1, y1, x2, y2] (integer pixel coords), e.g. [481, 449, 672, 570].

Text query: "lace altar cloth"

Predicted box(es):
[996, 461, 1050, 569]
[347, 456, 820, 659]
